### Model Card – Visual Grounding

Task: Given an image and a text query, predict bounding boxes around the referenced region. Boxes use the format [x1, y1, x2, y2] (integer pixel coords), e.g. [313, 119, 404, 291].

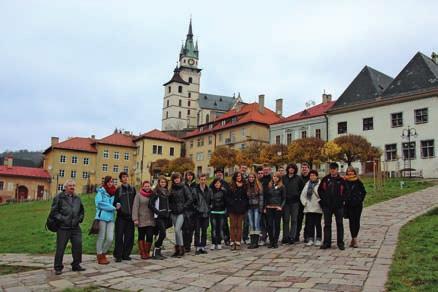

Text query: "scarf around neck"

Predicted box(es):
[140, 188, 153, 197]
[104, 185, 116, 196]
[344, 174, 358, 182]
[306, 180, 318, 200]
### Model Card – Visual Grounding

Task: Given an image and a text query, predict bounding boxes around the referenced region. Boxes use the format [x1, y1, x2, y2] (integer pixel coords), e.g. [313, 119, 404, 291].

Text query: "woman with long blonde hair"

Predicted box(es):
[246, 173, 263, 249]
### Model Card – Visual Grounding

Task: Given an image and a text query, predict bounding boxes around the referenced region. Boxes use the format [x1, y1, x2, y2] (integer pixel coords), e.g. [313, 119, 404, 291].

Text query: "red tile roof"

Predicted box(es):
[134, 129, 183, 143]
[97, 132, 137, 148]
[272, 101, 335, 125]
[43, 137, 97, 154]
[184, 102, 282, 138]
[0, 165, 51, 179]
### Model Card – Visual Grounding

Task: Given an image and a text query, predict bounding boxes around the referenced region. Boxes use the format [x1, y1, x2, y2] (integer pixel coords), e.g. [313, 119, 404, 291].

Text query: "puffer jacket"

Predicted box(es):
[300, 180, 322, 214]
[95, 187, 116, 222]
[318, 174, 346, 209]
[50, 192, 84, 230]
[265, 184, 286, 208]
[193, 184, 212, 218]
[149, 187, 171, 219]
[226, 184, 249, 215]
[344, 179, 366, 207]
[113, 184, 136, 220]
[210, 187, 226, 212]
[247, 183, 263, 212]
[184, 180, 198, 216]
[283, 174, 304, 204]
[169, 183, 193, 215]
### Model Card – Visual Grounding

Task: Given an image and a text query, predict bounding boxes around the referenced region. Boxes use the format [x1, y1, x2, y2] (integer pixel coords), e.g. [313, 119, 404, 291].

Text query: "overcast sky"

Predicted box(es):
[0, 0, 436, 151]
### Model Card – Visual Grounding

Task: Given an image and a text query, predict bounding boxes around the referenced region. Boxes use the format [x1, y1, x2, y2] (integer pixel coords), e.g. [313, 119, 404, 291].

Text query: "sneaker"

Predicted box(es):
[314, 240, 322, 247]
[306, 240, 314, 247]
[55, 270, 62, 275]
[195, 248, 202, 255]
[216, 244, 222, 250]
[320, 244, 331, 249]
[259, 240, 265, 246]
[201, 248, 208, 254]
[210, 244, 216, 250]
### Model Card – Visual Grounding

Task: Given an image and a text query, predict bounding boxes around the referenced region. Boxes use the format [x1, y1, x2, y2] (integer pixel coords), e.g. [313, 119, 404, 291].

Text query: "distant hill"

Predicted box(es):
[0, 150, 44, 168]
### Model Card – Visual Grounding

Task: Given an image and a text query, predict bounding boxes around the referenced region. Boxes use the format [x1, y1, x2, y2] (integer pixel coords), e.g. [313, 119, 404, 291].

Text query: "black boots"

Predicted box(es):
[152, 247, 166, 260]
[247, 234, 260, 249]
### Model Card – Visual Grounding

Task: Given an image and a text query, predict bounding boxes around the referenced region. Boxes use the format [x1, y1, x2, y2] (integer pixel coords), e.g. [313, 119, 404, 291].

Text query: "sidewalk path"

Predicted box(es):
[1, 185, 437, 292]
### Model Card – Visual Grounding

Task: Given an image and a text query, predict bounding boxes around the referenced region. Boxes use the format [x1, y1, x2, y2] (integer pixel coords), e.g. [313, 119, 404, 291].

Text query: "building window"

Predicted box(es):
[301, 131, 307, 138]
[113, 165, 119, 173]
[206, 114, 210, 123]
[170, 147, 175, 156]
[59, 169, 65, 177]
[275, 135, 281, 145]
[82, 172, 89, 179]
[421, 140, 434, 158]
[385, 144, 397, 161]
[166, 100, 169, 107]
[83, 157, 89, 165]
[0, 181, 3, 190]
[71, 170, 77, 178]
[178, 111, 182, 119]
[102, 164, 108, 172]
[57, 184, 63, 191]
[188, 92, 191, 98]
[189, 154, 193, 160]
[60, 155, 66, 163]
[287, 133, 292, 144]
[338, 122, 347, 134]
[315, 129, 321, 140]
[196, 152, 204, 161]
[208, 150, 212, 159]
[208, 135, 213, 145]
[402, 142, 416, 160]
[188, 100, 191, 107]
[71, 156, 78, 164]
[218, 133, 223, 142]
[153, 145, 162, 155]
[190, 140, 194, 148]
[241, 128, 246, 137]
[187, 109, 191, 115]
[124, 153, 129, 160]
[168, 86, 171, 93]
[179, 99, 182, 106]
[221, 120, 226, 126]
[189, 77, 193, 83]
[178, 86, 182, 93]
[363, 117, 374, 131]
[391, 112, 403, 128]
[103, 149, 109, 158]
[123, 166, 129, 173]
[114, 152, 119, 160]
[166, 111, 169, 119]
[240, 144, 246, 149]
[113, 179, 118, 185]
[197, 138, 202, 147]
[415, 108, 428, 124]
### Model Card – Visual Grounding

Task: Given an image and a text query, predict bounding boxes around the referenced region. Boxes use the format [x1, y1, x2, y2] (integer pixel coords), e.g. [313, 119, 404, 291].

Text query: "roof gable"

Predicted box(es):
[97, 132, 137, 148]
[383, 52, 438, 97]
[273, 101, 335, 125]
[163, 67, 190, 86]
[0, 165, 51, 179]
[134, 129, 183, 143]
[333, 66, 393, 108]
[44, 137, 97, 154]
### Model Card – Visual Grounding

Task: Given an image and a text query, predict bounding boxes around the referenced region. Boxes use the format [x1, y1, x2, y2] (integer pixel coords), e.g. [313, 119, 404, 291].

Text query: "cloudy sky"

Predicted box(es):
[0, 0, 436, 151]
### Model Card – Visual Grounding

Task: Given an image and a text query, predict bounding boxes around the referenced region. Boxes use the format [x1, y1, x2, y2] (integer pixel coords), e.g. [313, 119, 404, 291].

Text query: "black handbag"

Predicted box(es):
[89, 210, 102, 235]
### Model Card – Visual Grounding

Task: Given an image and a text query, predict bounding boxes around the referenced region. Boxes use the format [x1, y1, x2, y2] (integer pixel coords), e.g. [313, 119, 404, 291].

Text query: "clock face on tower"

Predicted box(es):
[188, 58, 195, 65]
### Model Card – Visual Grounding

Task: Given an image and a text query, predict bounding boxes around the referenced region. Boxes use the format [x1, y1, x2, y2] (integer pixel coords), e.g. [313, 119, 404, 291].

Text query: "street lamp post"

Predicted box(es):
[401, 126, 417, 178]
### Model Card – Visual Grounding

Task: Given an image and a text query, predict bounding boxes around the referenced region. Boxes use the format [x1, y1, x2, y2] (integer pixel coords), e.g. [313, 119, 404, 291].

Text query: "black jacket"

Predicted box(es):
[169, 183, 193, 215]
[113, 184, 136, 220]
[345, 179, 366, 207]
[149, 187, 171, 219]
[50, 192, 84, 230]
[210, 187, 226, 212]
[193, 184, 212, 218]
[226, 184, 249, 215]
[209, 179, 230, 194]
[184, 180, 198, 216]
[265, 185, 286, 208]
[301, 174, 310, 185]
[247, 183, 263, 212]
[318, 174, 346, 209]
[283, 174, 304, 204]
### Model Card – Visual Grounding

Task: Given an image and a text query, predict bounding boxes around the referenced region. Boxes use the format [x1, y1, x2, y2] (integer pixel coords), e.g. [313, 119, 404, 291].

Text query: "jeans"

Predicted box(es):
[210, 213, 225, 245]
[96, 221, 114, 254]
[183, 214, 196, 249]
[266, 208, 282, 244]
[347, 205, 363, 238]
[305, 213, 322, 241]
[295, 202, 305, 241]
[154, 218, 167, 248]
[282, 203, 299, 240]
[54, 227, 82, 271]
[229, 213, 245, 242]
[138, 226, 154, 243]
[194, 216, 209, 247]
[113, 217, 135, 259]
[171, 214, 184, 246]
[248, 208, 261, 233]
[322, 207, 344, 246]
[260, 213, 268, 241]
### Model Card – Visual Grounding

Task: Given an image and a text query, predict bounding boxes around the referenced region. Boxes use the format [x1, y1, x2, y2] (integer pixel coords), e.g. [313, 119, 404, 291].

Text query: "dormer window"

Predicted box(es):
[221, 120, 226, 126]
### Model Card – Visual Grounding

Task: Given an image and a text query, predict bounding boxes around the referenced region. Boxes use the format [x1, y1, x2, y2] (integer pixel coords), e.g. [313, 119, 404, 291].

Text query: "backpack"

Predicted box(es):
[45, 197, 61, 232]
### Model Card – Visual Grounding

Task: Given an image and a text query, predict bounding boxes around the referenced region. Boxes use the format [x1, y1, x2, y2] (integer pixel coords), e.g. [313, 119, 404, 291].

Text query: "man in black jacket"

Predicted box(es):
[282, 163, 304, 244]
[193, 173, 212, 254]
[318, 162, 347, 250]
[51, 179, 85, 275]
[113, 172, 136, 262]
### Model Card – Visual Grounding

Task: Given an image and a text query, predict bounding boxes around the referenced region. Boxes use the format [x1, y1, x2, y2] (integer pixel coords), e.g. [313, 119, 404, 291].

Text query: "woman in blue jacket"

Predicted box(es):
[95, 176, 117, 264]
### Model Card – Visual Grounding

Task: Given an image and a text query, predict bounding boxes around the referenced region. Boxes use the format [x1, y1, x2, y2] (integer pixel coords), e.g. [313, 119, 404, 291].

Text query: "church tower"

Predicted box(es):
[162, 19, 202, 131]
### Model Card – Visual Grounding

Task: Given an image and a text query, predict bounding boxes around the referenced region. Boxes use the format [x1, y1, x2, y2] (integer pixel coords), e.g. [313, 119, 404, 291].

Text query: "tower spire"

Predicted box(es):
[187, 17, 193, 38]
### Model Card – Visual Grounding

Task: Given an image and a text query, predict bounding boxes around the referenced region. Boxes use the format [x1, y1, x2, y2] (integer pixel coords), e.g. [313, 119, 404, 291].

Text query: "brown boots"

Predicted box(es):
[171, 245, 185, 258]
[350, 238, 359, 248]
[138, 240, 151, 260]
[97, 254, 109, 265]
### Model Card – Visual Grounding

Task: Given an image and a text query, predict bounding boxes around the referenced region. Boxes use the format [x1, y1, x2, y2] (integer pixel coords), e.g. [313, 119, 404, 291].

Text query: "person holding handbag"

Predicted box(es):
[94, 176, 116, 265]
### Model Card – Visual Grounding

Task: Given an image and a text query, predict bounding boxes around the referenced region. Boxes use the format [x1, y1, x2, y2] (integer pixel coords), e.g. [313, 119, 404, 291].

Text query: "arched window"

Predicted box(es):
[179, 99, 182, 106]
[178, 86, 182, 93]
[188, 100, 191, 107]
[168, 86, 171, 93]
[166, 111, 168, 119]
[178, 111, 182, 118]
[206, 114, 210, 123]
[166, 100, 169, 107]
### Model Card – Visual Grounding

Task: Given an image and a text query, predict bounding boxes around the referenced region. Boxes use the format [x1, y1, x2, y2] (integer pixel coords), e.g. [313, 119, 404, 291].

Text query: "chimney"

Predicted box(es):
[91, 135, 96, 140]
[275, 98, 283, 116]
[51, 137, 59, 146]
[258, 94, 265, 113]
[322, 93, 332, 104]
[5, 155, 13, 169]
[432, 52, 438, 64]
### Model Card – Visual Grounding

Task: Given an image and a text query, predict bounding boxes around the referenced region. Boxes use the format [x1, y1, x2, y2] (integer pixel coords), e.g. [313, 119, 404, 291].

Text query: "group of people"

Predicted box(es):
[49, 163, 366, 275]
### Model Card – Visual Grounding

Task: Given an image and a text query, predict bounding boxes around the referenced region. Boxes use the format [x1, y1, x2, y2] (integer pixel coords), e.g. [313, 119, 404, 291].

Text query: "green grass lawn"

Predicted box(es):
[0, 178, 434, 254]
[386, 208, 438, 292]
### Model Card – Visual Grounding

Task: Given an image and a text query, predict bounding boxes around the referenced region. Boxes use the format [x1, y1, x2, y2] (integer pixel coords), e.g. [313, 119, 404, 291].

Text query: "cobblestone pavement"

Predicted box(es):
[1, 186, 437, 292]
